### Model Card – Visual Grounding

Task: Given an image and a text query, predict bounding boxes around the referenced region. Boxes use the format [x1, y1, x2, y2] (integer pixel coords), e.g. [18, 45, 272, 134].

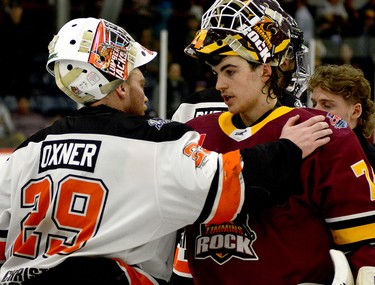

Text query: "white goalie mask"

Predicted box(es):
[46, 17, 157, 105]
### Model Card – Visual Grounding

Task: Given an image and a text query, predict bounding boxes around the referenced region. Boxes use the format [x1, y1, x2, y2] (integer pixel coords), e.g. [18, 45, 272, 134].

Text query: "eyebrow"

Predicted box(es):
[316, 97, 332, 101]
[220, 64, 236, 72]
[316, 99, 336, 104]
[212, 63, 237, 74]
[141, 78, 147, 86]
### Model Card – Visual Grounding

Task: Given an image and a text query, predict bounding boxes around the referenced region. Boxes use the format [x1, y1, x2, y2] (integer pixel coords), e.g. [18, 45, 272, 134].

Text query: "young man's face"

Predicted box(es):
[311, 87, 359, 129]
[211, 56, 269, 118]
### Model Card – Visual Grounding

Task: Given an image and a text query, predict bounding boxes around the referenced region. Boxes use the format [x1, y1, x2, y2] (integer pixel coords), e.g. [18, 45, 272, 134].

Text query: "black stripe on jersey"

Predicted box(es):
[16, 105, 194, 149]
[194, 161, 220, 224]
[327, 214, 375, 230]
[0, 229, 7, 238]
[21, 257, 130, 284]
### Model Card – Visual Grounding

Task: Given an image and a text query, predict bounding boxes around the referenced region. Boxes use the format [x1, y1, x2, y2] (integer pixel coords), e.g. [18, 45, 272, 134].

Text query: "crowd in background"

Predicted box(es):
[0, 0, 375, 147]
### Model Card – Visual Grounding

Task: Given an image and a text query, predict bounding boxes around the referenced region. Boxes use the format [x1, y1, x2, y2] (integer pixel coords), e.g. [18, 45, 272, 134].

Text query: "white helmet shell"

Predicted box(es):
[47, 17, 157, 104]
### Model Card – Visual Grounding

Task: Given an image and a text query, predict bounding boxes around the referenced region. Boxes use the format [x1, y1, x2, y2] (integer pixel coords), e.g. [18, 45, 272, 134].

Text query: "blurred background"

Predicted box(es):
[0, 0, 374, 150]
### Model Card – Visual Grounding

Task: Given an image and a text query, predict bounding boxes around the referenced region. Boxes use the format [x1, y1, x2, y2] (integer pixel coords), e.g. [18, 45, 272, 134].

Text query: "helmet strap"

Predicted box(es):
[54, 63, 94, 104]
[100, 79, 123, 94]
[54, 62, 124, 104]
[223, 35, 254, 62]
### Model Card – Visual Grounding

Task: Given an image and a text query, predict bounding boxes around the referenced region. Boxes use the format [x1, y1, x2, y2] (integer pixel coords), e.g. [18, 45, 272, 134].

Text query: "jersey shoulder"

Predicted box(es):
[18, 106, 195, 148]
[293, 107, 352, 133]
[186, 112, 222, 130]
[290, 108, 360, 154]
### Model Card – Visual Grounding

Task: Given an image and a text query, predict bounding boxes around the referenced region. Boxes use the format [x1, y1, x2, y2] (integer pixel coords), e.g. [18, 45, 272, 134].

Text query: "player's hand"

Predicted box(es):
[280, 114, 332, 159]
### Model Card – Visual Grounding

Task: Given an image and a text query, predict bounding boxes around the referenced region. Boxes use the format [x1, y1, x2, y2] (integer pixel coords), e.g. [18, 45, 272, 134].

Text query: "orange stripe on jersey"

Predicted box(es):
[207, 150, 243, 225]
[113, 258, 157, 285]
[173, 244, 192, 277]
[0, 240, 5, 262]
[331, 223, 375, 245]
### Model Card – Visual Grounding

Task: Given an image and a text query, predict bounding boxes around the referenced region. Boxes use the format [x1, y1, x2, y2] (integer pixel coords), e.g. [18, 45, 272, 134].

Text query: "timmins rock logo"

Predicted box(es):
[195, 216, 258, 264]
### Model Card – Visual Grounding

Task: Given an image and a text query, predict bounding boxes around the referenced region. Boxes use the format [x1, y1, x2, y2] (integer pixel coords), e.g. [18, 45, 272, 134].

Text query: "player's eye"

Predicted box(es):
[225, 70, 234, 76]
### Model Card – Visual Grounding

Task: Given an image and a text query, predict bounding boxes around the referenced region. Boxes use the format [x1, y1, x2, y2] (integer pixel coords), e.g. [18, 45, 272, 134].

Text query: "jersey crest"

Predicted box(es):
[147, 118, 171, 130]
[195, 215, 258, 264]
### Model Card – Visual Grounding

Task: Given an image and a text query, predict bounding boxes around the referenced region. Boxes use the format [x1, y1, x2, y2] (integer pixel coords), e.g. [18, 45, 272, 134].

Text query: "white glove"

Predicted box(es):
[356, 266, 375, 285]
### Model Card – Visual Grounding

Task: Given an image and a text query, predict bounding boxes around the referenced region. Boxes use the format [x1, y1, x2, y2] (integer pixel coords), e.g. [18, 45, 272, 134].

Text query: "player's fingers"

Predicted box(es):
[305, 121, 331, 136]
[311, 126, 333, 139]
[298, 115, 326, 128]
[284, 114, 300, 127]
[314, 135, 331, 148]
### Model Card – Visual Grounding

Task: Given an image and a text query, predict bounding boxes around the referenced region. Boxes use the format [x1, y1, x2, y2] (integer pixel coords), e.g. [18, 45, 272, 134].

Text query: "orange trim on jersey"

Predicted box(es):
[218, 106, 294, 138]
[207, 150, 243, 225]
[173, 246, 191, 277]
[331, 223, 375, 245]
[112, 258, 157, 285]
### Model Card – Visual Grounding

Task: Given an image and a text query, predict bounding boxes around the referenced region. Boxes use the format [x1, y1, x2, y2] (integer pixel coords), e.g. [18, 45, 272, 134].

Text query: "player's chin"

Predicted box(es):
[141, 105, 147, 115]
[227, 105, 240, 114]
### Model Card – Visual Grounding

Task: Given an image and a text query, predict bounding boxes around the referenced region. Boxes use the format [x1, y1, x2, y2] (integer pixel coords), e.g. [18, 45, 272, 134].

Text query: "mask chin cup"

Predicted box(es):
[286, 44, 310, 100]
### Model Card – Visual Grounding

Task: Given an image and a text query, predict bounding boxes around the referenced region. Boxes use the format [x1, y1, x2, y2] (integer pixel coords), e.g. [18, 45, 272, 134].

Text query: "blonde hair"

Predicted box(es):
[308, 64, 375, 137]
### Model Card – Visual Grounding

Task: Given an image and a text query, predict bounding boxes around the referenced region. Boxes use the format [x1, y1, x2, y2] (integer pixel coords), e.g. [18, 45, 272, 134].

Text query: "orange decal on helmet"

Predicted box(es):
[193, 30, 207, 50]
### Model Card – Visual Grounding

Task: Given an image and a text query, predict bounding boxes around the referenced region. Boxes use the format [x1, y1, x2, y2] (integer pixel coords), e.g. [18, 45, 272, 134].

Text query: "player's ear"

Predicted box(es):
[115, 83, 127, 98]
[351, 103, 362, 119]
[261, 64, 272, 81]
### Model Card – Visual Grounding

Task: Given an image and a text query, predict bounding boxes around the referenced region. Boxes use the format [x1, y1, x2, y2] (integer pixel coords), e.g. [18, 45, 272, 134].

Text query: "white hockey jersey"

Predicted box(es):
[0, 105, 301, 284]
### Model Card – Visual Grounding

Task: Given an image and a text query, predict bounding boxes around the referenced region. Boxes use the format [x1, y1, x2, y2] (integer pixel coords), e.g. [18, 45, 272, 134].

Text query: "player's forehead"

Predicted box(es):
[211, 56, 248, 73]
[311, 87, 350, 105]
[311, 87, 335, 99]
[128, 68, 145, 84]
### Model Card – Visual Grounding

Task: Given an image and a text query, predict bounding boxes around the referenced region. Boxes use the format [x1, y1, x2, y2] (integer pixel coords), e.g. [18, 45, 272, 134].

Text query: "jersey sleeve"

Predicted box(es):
[240, 138, 302, 212]
[156, 132, 303, 226]
[154, 131, 246, 227]
[306, 128, 375, 274]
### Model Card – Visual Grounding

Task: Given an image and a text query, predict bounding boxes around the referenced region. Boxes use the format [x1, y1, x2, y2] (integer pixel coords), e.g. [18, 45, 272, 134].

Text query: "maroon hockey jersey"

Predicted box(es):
[173, 106, 375, 285]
